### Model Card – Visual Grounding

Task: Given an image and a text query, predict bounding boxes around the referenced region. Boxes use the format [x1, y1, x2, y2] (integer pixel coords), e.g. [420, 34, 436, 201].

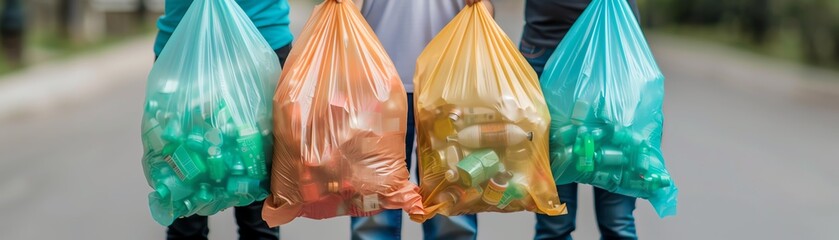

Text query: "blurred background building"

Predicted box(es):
[0, 0, 162, 73]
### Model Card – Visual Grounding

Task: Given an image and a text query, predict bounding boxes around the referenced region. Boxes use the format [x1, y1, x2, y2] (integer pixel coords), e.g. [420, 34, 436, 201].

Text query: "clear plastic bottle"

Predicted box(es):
[443, 145, 463, 183]
[448, 107, 501, 128]
[142, 118, 166, 153]
[446, 123, 533, 149]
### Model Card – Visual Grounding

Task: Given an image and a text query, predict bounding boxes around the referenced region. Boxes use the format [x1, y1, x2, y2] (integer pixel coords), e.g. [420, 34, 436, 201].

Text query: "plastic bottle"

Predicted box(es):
[162, 120, 184, 143]
[436, 185, 464, 206]
[185, 127, 206, 151]
[443, 145, 463, 183]
[237, 126, 267, 178]
[570, 100, 592, 125]
[299, 170, 323, 202]
[230, 156, 246, 176]
[204, 128, 224, 147]
[551, 124, 578, 148]
[623, 173, 671, 194]
[227, 176, 260, 205]
[142, 118, 166, 153]
[206, 146, 227, 183]
[192, 183, 215, 209]
[437, 185, 483, 207]
[153, 167, 193, 202]
[448, 107, 500, 128]
[504, 145, 532, 162]
[591, 171, 618, 189]
[611, 125, 644, 147]
[497, 182, 525, 209]
[482, 171, 513, 205]
[597, 146, 628, 167]
[164, 145, 207, 181]
[574, 134, 595, 173]
[447, 123, 533, 149]
[432, 116, 457, 140]
[456, 150, 501, 187]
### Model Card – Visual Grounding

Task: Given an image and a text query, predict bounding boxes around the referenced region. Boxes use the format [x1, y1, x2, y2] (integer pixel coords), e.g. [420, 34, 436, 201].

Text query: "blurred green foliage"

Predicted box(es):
[641, 0, 839, 68]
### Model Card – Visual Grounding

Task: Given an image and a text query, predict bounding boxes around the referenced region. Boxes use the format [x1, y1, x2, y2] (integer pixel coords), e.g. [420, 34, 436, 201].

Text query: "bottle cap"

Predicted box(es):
[526, 132, 534, 141]
[445, 169, 459, 182]
[494, 171, 513, 185]
[204, 128, 223, 146]
[448, 109, 462, 122]
[154, 183, 171, 199]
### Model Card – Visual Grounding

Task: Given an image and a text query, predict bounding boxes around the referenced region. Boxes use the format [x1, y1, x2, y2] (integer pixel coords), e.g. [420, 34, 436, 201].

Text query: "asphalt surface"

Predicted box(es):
[1, 0, 838, 239]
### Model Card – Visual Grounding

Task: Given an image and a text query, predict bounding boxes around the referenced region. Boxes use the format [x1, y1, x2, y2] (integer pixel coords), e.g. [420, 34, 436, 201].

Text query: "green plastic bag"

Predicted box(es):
[140, 0, 281, 226]
[540, 0, 677, 217]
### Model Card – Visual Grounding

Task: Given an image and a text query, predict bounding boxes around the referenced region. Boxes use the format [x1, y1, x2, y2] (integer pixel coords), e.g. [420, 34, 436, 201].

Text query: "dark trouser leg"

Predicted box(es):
[593, 187, 637, 240]
[234, 200, 280, 240]
[534, 183, 578, 240]
[167, 215, 210, 240]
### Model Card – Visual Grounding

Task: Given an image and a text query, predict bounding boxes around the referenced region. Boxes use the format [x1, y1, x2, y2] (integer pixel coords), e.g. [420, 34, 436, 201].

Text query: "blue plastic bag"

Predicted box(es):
[140, 0, 281, 225]
[540, 0, 677, 217]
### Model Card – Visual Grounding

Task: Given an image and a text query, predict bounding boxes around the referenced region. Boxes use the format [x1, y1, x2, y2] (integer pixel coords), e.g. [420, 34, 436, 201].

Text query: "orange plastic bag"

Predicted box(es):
[262, 0, 422, 226]
[411, 2, 566, 222]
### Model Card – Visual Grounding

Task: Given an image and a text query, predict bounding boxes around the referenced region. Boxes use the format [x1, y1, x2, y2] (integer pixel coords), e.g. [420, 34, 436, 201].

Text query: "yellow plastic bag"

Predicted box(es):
[262, 0, 422, 226]
[411, 2, 566, 222]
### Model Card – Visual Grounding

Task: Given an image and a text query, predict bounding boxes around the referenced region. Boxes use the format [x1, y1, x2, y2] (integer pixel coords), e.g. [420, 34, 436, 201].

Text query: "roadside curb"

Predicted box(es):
[0, 37, 155, 121]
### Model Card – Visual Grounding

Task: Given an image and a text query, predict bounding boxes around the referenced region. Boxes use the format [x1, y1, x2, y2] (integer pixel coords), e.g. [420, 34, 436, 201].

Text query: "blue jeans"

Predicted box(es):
[520, 40, 637, 240]
[350, 93, 478, 240]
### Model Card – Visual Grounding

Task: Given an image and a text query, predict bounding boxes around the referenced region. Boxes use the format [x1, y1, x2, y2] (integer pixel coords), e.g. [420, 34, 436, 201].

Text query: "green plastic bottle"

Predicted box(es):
[206, 146, 227, 183]
[574, 134, 595, 172]
[236, 126, 266, 178]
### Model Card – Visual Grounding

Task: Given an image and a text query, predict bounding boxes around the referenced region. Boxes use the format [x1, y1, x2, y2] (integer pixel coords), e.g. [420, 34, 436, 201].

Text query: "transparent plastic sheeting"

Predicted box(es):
[262, 0, 422, 226]
[412, 2, 566, 222]
[140, 0, 281, 226]
[540, 0, 677, 217]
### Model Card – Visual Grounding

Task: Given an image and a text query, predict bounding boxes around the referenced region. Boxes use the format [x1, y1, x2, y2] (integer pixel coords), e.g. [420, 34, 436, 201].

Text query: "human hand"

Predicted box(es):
[465, 0, 494, 16]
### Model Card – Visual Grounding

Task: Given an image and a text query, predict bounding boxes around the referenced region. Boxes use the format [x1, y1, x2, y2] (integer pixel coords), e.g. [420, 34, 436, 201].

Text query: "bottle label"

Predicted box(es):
[479, 124, 507, 146]
[362, 194, 380, 212]
[482, 183, 505, 205]
[165, 146, 204, 181]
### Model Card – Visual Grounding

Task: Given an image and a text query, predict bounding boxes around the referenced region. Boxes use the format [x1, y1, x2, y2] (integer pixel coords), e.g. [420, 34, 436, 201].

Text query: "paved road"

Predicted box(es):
[2, 0, 839, 239]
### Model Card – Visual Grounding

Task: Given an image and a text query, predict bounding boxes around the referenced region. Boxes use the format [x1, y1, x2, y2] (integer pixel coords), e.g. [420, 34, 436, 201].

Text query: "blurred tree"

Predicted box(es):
[788, 0, 833, 65]
[57, 0, 81, 41]
[0, 0, 25, 67]
[736, 0, 773, 45]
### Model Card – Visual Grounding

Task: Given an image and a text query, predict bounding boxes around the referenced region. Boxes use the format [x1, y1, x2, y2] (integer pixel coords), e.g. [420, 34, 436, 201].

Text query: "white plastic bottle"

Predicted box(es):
[447, 123, 533, 149]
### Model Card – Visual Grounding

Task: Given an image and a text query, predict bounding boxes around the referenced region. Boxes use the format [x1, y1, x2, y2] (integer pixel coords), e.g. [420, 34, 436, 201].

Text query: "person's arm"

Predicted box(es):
[465, 0, 494, 16]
